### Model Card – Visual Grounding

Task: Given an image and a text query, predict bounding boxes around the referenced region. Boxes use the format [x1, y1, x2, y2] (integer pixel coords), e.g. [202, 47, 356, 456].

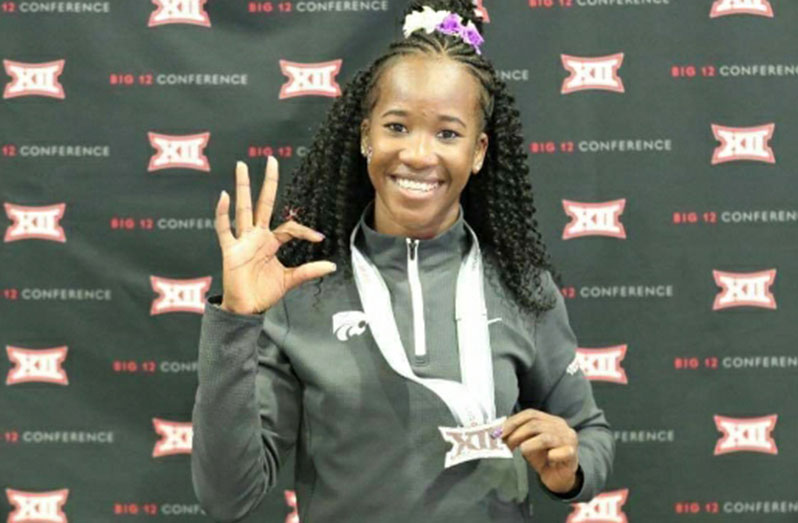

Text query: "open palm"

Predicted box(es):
[215, 156, 336, 315]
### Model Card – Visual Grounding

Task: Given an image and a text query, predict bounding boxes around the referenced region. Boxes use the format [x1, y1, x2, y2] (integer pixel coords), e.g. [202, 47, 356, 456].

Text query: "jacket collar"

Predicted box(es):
[354, 199, 471, 275]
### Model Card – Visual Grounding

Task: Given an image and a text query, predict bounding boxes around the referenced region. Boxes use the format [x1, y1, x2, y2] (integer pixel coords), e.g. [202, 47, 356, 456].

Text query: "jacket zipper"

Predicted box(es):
[406, 238, 427, 363]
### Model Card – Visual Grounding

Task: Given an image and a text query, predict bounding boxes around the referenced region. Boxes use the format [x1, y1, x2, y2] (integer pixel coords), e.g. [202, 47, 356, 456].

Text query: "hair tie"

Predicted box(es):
[402, 5, 485, 55]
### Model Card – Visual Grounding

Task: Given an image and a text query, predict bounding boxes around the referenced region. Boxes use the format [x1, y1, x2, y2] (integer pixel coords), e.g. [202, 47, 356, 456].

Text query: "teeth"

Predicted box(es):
[393, 177, 438, 192]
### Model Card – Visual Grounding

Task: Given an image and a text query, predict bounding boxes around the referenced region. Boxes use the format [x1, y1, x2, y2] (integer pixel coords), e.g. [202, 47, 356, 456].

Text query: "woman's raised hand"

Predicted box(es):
[214, 156, 336, 315]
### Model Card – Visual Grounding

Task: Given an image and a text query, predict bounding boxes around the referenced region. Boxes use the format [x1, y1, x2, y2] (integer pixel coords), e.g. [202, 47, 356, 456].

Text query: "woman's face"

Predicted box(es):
[360, 55, 488, 239]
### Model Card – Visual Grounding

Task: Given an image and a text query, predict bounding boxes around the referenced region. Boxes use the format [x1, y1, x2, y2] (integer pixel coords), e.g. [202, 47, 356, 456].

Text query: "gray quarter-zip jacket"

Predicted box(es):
[191, 200, 614, 523]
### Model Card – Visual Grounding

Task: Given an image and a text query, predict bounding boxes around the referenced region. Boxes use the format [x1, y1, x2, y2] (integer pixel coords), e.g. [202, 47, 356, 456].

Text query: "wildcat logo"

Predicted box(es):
[6, 346, 69, 386]
[3, 59, 65, 99]
[567, 489, 629, 523]
[561, 53, 625, 94]
[152, 418, 192, 457]
[279, 59, 343, 99]
[711, 123, 775, 164]
[576, 346, 628, 384]
[6, 489, 69, 523]
[332, 311, 368, 341]
[438, 417, 512, 468]
[562, 199, 626, 239]
[150, 276, 212, 315]
[712, 269, 776, 310]
[710, 0, 773, 18]
[714, 414, 777, 455]
[4, 203, 66, 243]
[148, 0, 211, 27]
[147, 132, 211, 172]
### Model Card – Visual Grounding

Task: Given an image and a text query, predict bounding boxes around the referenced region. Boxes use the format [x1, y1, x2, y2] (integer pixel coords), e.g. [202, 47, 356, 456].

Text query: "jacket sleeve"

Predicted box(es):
[191, 294, 301, 522]
[517, 271, 615, 503]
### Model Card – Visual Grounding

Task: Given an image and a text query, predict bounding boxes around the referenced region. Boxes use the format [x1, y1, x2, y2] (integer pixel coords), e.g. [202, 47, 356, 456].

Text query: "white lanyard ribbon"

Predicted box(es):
[349, 218, 497, 427]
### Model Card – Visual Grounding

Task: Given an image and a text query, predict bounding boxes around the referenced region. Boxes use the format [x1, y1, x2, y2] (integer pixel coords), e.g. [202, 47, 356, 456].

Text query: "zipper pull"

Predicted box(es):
[406, 238, 418, 261]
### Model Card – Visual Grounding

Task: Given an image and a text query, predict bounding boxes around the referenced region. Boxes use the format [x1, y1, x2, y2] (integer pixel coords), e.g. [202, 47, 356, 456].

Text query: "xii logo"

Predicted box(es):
[279, 60, 343, 99]
[3, 60, 65, 99]
[714, 415, 778, 455]
[712, 269, 776, 310]
[562, 200, 626, 240]
[711, 123, 775, 164]
[148, 0, 211, 27]
[561, 53, 625, 94]
[710, 0, 774, 18]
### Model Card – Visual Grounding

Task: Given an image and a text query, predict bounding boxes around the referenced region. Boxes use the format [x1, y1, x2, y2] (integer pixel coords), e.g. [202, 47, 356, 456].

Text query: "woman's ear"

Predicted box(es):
[360, 119, 369, 144]
[472, 132, 488, 174]
[360, 119, 371, 156]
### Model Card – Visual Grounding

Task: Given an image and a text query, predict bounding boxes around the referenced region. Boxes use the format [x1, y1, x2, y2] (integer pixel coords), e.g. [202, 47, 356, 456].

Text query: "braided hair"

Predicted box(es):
[278, 0, 558, 314]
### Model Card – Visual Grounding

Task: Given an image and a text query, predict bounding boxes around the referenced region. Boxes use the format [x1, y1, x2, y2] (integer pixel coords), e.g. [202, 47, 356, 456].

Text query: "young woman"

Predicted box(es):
[191, 1, 614, 521]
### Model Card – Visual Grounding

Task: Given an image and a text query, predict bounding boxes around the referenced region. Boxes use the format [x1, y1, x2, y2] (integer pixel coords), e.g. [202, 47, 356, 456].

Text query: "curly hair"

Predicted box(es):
[276, 0, 558, 315]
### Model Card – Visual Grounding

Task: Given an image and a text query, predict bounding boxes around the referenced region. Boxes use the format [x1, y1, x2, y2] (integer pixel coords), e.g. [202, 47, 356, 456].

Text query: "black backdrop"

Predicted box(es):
[3, 0, 797, 521]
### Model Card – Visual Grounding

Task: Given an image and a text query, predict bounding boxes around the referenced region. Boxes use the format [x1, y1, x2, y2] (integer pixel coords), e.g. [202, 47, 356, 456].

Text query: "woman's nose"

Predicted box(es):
[398, 132, 437, 168]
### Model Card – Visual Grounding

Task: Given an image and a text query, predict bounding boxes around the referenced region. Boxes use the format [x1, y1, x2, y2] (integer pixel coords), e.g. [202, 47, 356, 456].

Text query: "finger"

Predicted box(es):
[547, 445, 577, 463]
[272, 220, 326, 246]
[284, 261, 337, 291]
[254, 155, 279, 229]
[235, 161, 254, 237]
[503, 420, 548, 451]
[215, 190, 235, 249]
[502, 409, 547, 439]
[519, 433, 557, 459]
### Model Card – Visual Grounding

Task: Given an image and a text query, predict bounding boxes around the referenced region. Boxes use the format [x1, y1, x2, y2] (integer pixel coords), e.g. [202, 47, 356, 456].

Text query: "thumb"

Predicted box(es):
[284, 261, 337, 291]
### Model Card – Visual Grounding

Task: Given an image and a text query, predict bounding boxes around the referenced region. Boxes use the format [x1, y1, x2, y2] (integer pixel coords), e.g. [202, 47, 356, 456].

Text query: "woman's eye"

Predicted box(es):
[384, 123, 459, 140]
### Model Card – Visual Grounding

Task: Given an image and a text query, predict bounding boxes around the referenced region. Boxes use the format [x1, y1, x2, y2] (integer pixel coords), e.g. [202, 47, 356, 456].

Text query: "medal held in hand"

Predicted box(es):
[350, 219, 513, 469]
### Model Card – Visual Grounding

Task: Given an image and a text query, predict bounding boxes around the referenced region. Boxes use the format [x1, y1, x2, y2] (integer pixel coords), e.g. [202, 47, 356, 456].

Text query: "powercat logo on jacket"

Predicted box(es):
[3, 59, 65, 99]
[150, 276, 212, 315]
[147, 132, 211, 172]
[567, 488, 629, 523]
[576, 346, 628, 384]
[562, 199, 626, 239]
[152, 418, 192, 457]
[711, 123, 775, 164]
[6, 346, 69, 385]
[4, 203, 66, 243]
[332, 311, 368, 341]
[714, 414, 777, 455]
[710, 0, 774, 18]
[561, 53, 624, 94]
[712, 269, 776, 310]
[148, 0, 211, 27]
[279, 59, 343, 99]
[6, 488, 69, 523]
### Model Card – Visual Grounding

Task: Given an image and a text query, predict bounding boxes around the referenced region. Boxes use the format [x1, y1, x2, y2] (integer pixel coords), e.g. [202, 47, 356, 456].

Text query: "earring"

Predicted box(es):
[361, 143, 373, 164]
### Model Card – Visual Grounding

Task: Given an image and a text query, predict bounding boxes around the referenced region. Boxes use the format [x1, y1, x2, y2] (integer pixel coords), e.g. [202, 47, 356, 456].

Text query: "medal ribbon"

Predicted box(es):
[349, 219, 496, 427]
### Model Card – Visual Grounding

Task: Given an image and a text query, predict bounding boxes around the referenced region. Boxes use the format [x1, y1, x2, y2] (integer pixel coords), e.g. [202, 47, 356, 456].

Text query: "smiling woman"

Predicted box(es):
[360, 55, 488, 238]
[191, 1, 615, 522]
[279, 1, 551, 317]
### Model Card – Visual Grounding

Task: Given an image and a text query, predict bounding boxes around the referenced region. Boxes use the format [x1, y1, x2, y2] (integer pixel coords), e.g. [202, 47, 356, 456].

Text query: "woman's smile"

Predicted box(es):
[388, 174, 445, 201]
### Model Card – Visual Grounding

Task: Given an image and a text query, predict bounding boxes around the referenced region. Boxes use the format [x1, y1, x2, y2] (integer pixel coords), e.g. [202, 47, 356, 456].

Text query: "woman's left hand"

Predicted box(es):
[499, 409, 580, 494]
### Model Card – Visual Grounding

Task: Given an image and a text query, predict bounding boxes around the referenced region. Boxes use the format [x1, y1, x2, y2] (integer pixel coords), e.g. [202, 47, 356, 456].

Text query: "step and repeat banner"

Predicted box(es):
[2, 0, 796, 521]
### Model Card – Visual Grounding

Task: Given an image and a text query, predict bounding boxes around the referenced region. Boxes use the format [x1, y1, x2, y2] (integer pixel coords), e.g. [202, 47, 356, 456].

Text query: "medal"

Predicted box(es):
[349, 213, 512, 467]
